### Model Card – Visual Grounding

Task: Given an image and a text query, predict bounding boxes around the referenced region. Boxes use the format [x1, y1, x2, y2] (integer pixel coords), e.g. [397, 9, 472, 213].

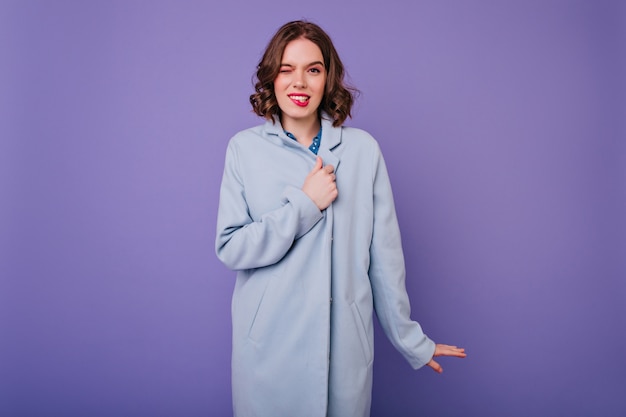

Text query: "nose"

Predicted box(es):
[293, 72, 306, 88]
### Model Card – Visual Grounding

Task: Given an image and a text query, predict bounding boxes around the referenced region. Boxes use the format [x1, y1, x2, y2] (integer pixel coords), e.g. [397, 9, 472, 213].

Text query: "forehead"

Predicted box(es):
[281, 38, 324, 64]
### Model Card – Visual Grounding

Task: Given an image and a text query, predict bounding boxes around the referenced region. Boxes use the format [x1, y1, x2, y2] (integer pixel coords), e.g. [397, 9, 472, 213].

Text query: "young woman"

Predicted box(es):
[216, 20, 466, 417]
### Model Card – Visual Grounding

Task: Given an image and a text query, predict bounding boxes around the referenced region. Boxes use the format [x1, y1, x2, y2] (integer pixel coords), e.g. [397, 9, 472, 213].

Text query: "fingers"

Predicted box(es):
[427, 359, 443, 374]
[433, 344, 467, 358]
[302, 157, 338, 210]
[308, 157, 333, 175]
[314, 156, 323, 171]
[427, 344, 466, 375]
[324, 165, 335, 182]
[306, 157, 323, 180]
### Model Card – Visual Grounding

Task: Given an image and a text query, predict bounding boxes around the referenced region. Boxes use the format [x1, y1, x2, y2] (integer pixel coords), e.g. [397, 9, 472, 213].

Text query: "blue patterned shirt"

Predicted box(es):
[284, 127, 322, 155]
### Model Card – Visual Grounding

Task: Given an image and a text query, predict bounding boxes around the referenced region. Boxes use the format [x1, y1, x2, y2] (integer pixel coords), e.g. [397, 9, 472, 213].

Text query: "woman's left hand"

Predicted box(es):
[426, 344, 467, 373]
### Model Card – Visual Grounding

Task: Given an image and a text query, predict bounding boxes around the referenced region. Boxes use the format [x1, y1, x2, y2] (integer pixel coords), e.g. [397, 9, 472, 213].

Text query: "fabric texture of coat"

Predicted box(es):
[216, 114, 436, 417]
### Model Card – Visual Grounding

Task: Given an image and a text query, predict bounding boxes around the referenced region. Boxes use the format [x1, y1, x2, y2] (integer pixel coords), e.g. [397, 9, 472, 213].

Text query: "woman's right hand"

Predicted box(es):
[302, 157, 338, 210]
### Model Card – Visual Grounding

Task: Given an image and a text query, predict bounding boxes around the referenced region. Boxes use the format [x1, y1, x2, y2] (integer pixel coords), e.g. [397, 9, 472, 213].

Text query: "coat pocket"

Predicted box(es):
[247, 275, 272, 343]
[247, 262, 285, 344]
[350, 302, 373, 365]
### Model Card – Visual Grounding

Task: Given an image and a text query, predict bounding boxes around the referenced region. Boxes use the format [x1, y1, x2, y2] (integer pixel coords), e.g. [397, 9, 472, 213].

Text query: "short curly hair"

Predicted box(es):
[250, 20, 357, 127]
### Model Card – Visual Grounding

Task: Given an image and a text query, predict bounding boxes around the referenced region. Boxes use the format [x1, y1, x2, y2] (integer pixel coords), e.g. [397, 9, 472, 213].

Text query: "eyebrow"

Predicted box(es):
[280, 61, 325, 68]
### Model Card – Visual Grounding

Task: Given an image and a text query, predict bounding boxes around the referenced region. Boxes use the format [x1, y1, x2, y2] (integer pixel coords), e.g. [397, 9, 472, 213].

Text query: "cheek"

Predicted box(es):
[273, 76, 289, 92]
[313, 78, 327, 96]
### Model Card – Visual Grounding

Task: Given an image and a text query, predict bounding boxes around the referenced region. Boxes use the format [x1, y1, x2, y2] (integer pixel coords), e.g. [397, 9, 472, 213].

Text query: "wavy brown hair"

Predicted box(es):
[250, 20, 357, 127]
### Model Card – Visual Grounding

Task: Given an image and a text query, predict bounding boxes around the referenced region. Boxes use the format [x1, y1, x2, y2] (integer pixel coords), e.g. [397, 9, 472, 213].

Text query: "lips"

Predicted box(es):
[288, 94, 310, 107]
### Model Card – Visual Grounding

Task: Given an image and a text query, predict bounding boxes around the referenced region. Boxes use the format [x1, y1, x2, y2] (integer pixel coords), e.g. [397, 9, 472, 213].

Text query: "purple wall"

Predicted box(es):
[1, 1, 624, 416]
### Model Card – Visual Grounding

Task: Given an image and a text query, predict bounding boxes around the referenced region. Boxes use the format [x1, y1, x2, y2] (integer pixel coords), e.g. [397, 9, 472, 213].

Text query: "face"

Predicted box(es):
[274, 37, 327, 130]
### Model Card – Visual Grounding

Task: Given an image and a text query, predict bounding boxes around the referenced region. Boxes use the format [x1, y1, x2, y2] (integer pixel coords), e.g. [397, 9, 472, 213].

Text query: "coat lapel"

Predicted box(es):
[318, 115, 341, 172]
[262, 114, 342, 171]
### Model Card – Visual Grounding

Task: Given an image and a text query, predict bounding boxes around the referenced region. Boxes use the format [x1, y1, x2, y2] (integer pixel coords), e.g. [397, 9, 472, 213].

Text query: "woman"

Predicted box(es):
[216, 20, 466, 417]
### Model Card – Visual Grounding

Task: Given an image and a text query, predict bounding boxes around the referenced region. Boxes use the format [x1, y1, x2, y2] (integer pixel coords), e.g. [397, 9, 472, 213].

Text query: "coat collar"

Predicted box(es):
[263, 113, 342, 171]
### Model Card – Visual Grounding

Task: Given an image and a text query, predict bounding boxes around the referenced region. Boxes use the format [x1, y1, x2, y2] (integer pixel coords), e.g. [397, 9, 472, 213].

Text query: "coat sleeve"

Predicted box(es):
[215, 140, 324, 271]
[368, 147, 436, 369]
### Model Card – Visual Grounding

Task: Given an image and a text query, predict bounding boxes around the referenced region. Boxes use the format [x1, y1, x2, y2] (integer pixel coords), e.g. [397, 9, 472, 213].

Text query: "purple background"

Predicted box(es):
[2, 1, 625, 416]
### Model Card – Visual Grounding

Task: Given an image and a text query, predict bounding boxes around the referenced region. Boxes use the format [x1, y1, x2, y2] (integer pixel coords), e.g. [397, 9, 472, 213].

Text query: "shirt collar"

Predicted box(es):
[283, 126, 323, 155]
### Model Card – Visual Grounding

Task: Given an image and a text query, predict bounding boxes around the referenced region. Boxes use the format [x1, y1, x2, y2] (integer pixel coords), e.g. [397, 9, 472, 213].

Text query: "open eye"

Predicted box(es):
[309, 66, 324, 74]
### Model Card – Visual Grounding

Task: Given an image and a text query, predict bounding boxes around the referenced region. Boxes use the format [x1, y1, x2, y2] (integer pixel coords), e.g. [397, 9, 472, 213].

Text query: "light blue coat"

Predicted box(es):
[216, 115, 435, 417]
